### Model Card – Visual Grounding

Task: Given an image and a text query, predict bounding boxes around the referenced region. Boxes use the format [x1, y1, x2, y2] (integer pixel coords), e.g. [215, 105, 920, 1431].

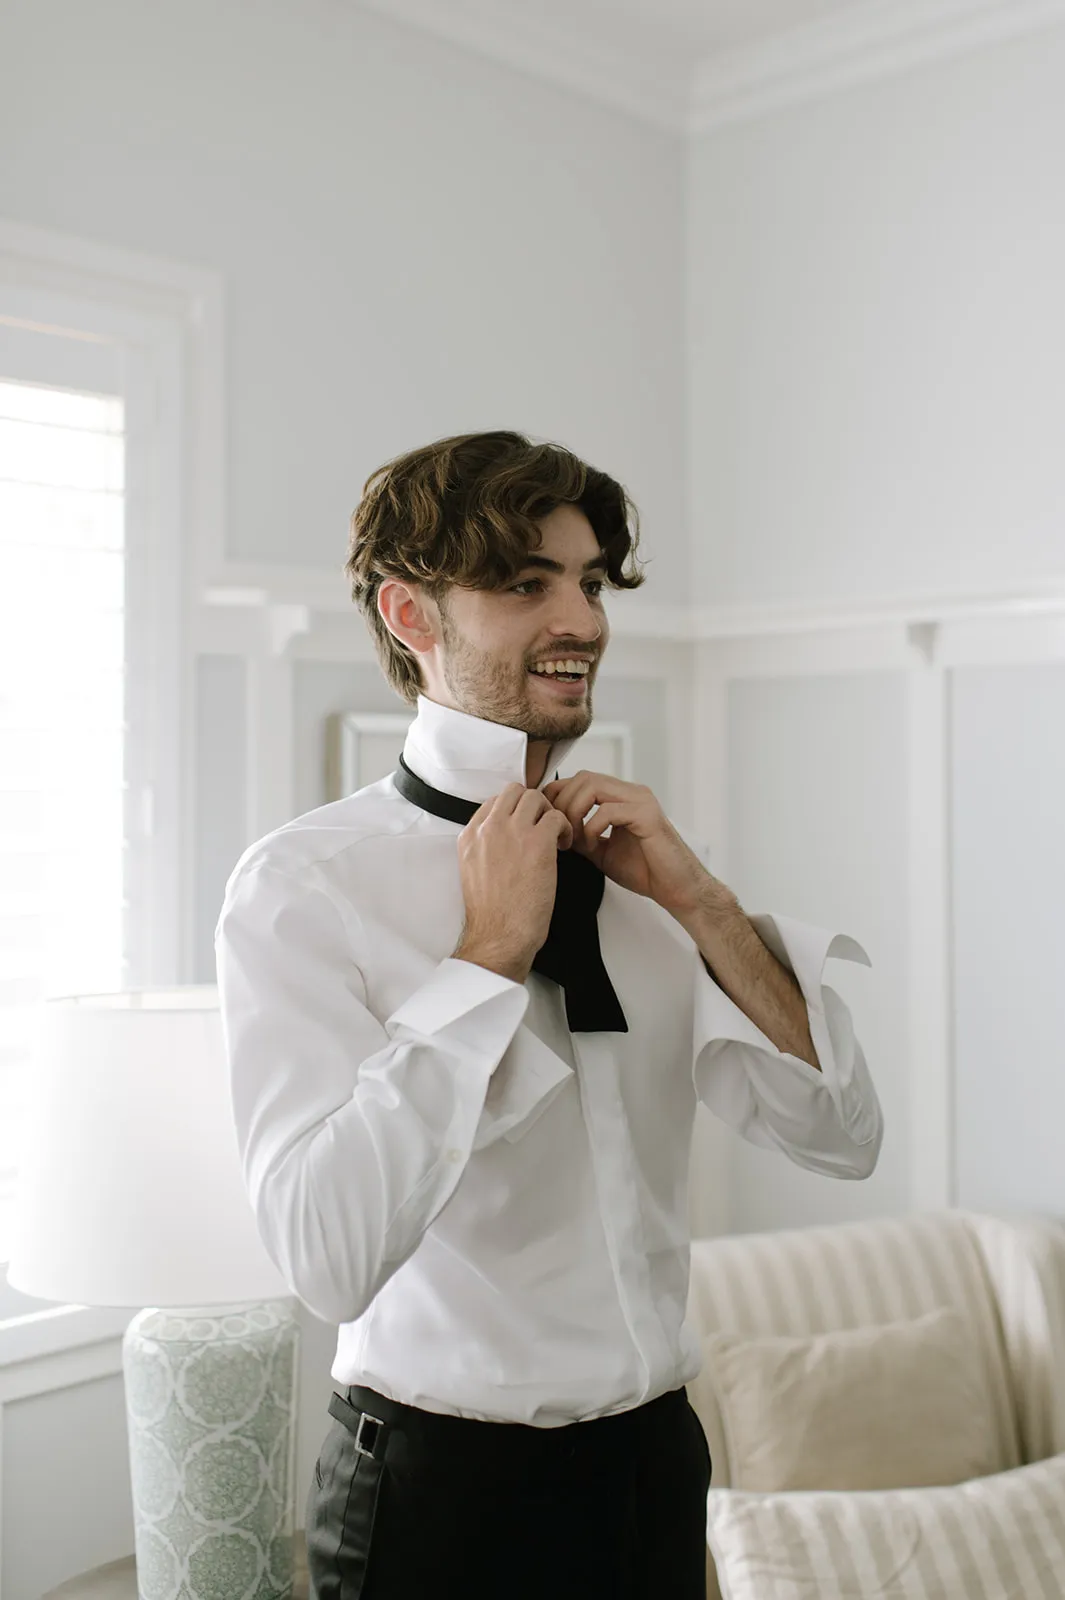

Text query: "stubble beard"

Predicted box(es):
[440, 613, 594, 743]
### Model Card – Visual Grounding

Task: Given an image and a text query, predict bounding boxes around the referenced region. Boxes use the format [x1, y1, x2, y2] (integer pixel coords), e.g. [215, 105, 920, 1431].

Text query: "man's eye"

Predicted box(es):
[511, 579, 605, 596]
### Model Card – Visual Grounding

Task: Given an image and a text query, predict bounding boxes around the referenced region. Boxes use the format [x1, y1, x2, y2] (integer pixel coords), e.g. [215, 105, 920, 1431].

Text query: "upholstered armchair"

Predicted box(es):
[684, 1211, 1065, 1599]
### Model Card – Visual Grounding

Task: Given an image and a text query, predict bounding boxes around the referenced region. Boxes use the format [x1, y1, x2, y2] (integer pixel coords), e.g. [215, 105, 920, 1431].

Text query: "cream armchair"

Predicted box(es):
[684, 1210, 1065, 1600]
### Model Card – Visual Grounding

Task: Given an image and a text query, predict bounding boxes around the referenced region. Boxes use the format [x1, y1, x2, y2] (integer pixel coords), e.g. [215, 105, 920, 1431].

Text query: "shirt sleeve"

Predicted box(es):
[214, 858, 571, 1326]
[691, 912, 883, 1180]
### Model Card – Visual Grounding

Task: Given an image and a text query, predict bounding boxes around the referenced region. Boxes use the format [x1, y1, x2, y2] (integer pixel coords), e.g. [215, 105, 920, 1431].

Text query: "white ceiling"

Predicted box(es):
[356, 0, 1065, 132]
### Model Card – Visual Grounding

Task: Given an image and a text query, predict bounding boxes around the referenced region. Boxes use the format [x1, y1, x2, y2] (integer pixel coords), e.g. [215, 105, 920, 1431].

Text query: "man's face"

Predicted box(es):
[427, 503, 609, 743]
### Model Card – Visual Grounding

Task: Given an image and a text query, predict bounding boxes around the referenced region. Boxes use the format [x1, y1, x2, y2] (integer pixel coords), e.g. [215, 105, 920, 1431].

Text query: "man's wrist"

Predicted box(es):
[670, 878, 742, 942]
[452, 941, 531, 986]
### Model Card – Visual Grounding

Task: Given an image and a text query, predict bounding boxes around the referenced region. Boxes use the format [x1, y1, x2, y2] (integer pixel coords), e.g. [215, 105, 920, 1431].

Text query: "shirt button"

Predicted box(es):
[446, 1148, 463, 1164]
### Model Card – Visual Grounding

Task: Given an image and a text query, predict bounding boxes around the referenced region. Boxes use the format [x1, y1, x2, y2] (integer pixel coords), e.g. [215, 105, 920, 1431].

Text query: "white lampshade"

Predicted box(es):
[6, 986, 291, 1308]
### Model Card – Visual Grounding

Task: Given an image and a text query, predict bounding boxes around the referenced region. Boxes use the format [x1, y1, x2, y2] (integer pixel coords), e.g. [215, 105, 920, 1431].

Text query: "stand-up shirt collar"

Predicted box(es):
[401, 695, 581, 803]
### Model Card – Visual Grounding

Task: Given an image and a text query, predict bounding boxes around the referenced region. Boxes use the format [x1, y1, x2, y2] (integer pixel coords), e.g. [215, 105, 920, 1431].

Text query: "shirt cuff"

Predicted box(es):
[473, 1024, 574, 1149]
[694, 913, 879, 1146]
[386, 957, 573, 1152]
[386, 956, 530, 1047]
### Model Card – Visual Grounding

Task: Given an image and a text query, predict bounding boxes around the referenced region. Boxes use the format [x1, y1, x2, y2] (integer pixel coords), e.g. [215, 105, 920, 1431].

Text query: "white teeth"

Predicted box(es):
[530, 660, 590, 676]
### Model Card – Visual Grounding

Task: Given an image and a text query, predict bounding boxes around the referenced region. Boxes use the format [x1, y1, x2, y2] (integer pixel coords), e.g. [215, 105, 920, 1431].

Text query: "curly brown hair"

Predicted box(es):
[344, 430, 646, 704]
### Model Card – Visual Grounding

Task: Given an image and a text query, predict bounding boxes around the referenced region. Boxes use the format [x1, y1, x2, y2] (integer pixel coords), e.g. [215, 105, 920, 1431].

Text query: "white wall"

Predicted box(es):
[686, 22, 1065, 1238]
[687, 23, 1065, 611]
[724, 670, 910, 1232]
[0, 0, 688, 602]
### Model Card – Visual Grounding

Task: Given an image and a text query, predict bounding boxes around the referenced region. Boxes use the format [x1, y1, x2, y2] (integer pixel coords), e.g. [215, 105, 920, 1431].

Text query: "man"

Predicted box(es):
[215, 430, 883, 1599]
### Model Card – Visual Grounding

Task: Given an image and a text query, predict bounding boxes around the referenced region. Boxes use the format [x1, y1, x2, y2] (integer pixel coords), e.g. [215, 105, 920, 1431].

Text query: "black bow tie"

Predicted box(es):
[392, 755, 628, 1033]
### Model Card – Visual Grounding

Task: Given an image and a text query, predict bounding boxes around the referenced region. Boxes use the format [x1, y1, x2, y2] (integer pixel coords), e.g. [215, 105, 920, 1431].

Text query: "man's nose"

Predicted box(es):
[549, 586, 601, 640]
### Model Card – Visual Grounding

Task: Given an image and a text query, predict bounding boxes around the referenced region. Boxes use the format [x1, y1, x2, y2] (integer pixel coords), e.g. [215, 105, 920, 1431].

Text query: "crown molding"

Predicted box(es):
[355, 0, 687, 133]
[354, 0, 1065, 139]
[691, 0, 1065, 134]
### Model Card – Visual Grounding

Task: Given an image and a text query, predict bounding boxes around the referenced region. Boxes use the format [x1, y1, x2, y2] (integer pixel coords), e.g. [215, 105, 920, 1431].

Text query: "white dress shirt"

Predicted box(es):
[215, 695, 882, 1428]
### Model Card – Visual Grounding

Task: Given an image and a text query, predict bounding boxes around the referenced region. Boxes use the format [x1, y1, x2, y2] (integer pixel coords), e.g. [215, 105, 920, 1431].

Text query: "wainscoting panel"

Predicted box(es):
[292, 661, 407, 819]
[1, 1372, 131, 1600]
[722, 670, 911, 1233]
[588, 675, 671, 804]
[951, 661, 1065, 1215]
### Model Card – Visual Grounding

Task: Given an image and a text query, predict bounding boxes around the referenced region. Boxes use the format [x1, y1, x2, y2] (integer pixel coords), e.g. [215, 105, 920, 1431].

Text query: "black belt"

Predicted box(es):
[327, 1382, 689, 1471]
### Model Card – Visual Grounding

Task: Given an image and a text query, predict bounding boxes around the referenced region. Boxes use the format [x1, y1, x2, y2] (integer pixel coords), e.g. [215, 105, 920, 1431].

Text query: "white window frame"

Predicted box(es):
[0, 219, 223, 1364]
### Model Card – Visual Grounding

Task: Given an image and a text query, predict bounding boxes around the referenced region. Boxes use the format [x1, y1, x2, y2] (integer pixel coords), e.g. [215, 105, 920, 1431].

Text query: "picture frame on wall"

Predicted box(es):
[325, 711, 636, 801]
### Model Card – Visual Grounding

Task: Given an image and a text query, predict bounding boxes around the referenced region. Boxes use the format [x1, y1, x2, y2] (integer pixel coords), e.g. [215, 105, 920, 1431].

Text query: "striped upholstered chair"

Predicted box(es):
[684, 1210, 1065, 1599]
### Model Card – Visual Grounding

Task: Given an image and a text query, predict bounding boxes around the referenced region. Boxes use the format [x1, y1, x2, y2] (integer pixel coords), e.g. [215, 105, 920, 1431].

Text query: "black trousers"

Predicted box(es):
[305, 1382, 712, 1599]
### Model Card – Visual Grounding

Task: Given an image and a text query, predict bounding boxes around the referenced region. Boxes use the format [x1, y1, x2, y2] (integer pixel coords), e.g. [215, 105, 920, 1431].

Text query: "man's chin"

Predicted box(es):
[517, 695, 593, 743]
[451, 678, 593, 742]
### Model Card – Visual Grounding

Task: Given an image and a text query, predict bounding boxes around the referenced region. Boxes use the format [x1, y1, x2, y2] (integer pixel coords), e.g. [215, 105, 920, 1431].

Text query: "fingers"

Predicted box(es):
[547, 776, 658, 851]
[495, 782, 530, 816]
[581, 801, 623, 848]
[555, 790, 599, 850]
[542, 773, 609, 841]
[464, 784, 572, 847]
[465, 783, 526, 829]
[516, 788, 574, 848]
[543, 807, 574, 850]
[461, 777, 645, 868]
[543, 771, 621, 806]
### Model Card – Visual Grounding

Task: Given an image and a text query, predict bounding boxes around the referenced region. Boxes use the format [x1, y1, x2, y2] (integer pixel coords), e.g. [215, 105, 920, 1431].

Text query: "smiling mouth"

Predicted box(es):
[527, 663, 591, 694]
[529, 672, 588, 693]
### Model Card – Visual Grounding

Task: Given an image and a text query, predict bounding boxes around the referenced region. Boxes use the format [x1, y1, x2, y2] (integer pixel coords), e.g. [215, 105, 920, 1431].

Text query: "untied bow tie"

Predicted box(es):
[392, 755, 628, 1034]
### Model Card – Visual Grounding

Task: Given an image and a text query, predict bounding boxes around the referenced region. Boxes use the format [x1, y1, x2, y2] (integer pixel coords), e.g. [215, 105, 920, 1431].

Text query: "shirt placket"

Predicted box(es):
[571, 1031, 675, 1398]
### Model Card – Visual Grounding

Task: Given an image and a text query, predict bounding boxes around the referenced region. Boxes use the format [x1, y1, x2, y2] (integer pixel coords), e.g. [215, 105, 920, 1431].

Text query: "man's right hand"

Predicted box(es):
[452, 784, 573, 984]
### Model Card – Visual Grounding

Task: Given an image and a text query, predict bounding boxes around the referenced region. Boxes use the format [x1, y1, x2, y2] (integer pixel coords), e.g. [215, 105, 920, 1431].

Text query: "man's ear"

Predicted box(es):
[377, 579, 438, 656]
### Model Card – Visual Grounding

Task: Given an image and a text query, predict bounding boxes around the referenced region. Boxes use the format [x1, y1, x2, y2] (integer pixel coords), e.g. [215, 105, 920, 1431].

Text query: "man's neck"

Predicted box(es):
[525, 742, 552, 789]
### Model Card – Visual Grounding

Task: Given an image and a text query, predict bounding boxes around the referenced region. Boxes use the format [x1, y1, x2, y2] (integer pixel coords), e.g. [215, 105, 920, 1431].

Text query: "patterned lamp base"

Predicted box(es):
[122, 1298, 300, 1600]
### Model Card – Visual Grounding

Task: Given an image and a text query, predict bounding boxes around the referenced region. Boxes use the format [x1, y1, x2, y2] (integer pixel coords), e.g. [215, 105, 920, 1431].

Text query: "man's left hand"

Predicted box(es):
[545, 772, 821, 1066]
[541, 771, 725, 918]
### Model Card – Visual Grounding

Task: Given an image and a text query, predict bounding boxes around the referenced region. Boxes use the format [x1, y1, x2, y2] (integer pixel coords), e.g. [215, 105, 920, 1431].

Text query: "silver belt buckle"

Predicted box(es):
[354, 1410, 385, 1459]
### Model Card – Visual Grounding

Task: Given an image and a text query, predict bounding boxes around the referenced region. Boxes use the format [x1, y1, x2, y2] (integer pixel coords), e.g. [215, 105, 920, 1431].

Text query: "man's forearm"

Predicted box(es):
[674, 887, 821, 1071]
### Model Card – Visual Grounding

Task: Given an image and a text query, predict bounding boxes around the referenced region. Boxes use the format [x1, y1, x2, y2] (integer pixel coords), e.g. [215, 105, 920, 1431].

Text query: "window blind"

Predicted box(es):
[0, 379, 127, 1260]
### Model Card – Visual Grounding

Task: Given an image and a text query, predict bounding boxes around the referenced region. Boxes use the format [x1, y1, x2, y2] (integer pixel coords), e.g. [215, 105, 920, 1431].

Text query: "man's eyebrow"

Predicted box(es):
[518, 554, 608, 575]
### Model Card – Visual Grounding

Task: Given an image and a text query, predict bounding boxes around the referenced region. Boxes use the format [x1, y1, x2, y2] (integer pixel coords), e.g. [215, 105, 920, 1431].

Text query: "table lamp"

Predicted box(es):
[6, 987, 300, 1600]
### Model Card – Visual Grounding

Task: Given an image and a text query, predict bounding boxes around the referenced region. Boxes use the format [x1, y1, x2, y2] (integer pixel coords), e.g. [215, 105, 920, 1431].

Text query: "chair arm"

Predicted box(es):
[967, 1213, 1065, 1462]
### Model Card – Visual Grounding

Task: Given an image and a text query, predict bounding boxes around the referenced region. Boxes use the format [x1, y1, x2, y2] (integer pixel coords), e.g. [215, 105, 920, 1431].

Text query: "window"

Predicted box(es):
[0, 380, 128, 1260]
[0, 228, 207, 1353]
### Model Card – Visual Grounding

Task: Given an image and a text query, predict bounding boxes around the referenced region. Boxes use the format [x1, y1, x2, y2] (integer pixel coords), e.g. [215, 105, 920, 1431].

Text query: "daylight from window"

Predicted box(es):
[0, 379, 126, 1256]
